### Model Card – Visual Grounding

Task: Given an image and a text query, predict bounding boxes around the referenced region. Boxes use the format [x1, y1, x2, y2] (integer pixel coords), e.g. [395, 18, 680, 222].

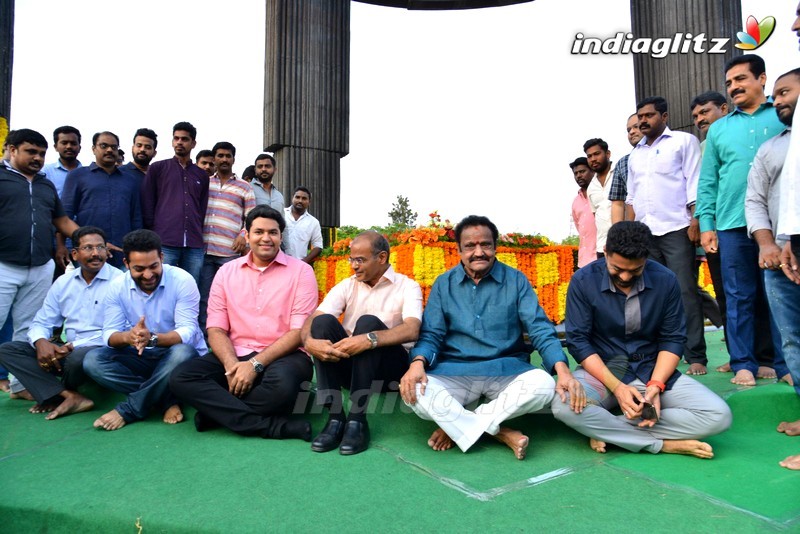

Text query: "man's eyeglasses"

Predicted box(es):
[96, 143, 119, 151]
[76, 245, 107, 253]
[348, 256, 372, 266]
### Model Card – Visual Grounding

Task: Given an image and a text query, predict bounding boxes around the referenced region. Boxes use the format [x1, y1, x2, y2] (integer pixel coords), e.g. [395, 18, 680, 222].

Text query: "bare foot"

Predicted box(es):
[589, 438, 607, 453]
[29, 401, 60, 414]
[686, 363, 707, 376]
[779, 454, 800, 470]
[757, 366, 777, 379]
[716, 362, 731, 373]
[661, 439, 714, 459]
[93, 409, 126, 431]
[427, 427, 454, 451]
[0, 379, 9, 392]
[163, 404, 184, 424]
[777, 420, 800, 436]
[10, 389, 34, 401]
[731, 369, 756, 386]
[494, 427, 529, 460]
[780, 374, 795, 386]
[45, 391, 94, 420]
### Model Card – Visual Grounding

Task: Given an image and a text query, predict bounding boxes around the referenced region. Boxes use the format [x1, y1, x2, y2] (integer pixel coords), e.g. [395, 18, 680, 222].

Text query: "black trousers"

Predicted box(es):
[0, 341, 90, 403]
[169, 350, 312, 438]
[311, 314, 407, 420]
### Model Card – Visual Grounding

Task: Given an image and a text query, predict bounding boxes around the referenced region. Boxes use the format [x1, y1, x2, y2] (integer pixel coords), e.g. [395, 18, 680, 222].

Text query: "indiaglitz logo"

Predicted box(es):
[735, 15, 776, 50]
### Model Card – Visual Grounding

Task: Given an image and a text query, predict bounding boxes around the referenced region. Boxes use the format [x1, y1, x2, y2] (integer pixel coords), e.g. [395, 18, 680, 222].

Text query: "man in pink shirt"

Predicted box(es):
[169, 206, 318, 440]
[569, 157, 597, 268]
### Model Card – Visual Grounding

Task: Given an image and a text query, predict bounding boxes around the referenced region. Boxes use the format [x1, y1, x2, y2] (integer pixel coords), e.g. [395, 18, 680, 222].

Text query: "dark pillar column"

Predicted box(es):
[0, 0, 13, 152]
[630, 0, 742, 133]
[264, 0, 349, 232]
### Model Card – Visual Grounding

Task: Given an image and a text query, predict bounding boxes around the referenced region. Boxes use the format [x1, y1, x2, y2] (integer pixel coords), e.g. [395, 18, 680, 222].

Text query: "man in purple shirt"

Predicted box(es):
[140, 122, 209, 285]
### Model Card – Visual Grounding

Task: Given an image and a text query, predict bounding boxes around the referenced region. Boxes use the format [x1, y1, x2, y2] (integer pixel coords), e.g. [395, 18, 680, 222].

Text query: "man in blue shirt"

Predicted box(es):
[83, 229, 206, 431]
[62, 131, 143, 268]
[120, 128, 158, 182]
[553, 222, 731, 458]
[0, 226, 122, 419]
[400, 215, 585, 460]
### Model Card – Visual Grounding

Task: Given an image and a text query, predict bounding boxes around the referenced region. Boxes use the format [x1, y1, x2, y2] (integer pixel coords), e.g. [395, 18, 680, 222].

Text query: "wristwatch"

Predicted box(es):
[147, 334, 158, 348]
[249, 357, 265, 373]
[367, 332, 378, 349]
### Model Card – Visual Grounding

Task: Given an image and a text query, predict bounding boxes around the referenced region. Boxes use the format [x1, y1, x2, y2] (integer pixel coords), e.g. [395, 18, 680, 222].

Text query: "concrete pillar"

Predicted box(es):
[0, 0, 13, 153]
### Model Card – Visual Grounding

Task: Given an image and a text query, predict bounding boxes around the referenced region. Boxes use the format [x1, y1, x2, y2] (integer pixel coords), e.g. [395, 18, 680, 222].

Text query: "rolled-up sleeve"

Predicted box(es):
[102, 279, 129, 346]
[658, 277, 688, 355]
[745, 147, 773, 237]
[27, 285, 62, 346]
[172, 273, 201, 344]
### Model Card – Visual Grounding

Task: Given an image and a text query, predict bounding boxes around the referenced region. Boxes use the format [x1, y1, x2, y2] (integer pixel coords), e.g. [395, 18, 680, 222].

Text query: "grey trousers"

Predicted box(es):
[0, 341, 93, 403]
[551, 369, 732, 453]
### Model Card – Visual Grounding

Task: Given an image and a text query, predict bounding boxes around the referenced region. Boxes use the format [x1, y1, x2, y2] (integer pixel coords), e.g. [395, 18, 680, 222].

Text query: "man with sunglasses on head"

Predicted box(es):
[552, 221, 732, 459]
[301, 230, 422, 455]
[0, 226, 122, 420]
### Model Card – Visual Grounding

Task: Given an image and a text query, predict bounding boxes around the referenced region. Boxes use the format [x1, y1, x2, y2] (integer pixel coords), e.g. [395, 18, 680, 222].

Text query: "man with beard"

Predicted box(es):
[283, 187, 323, 264]
[43, 125, 82, 198]
[251, 153, 285, 211]
[584, 138, 615, 259]
[141, 122, 209, 285]
[625, 96, 707, 376]
[83, 229, 206, 431]
[696, 55, 787, 386]
[609, 114, 643, 224]
[400, 215, 584, 460]
[62, 132, 142, 269]
[569, 157, 597, 268]
[120, 128, 158, 181]
[553, 221, 731, 458]
[198, 142, 255, 332]
[0, 226, 122, 419]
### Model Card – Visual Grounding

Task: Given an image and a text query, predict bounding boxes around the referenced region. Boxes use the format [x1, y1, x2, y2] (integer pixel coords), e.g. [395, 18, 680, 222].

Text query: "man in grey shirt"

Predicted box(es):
[251, 153, 284, 211]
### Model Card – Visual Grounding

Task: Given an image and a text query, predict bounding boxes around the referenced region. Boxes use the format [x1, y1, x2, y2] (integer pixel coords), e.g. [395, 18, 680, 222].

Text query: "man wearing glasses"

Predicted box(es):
[62, 131, 142, 269]
[0, 227, 122, 419]
[400, 215, 584, 460]
[553, 221, 731, 458]
[301, 230, 423, 455]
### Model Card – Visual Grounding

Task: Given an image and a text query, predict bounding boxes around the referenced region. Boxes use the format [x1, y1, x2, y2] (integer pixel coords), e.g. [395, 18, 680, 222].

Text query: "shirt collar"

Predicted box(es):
[243, 249, 289, 271]
[88, 162, 122, 175]
[731, 98, 774, 116]
[601, 259, 650, 294]
[57, 159, 82, 171]
[457, 258, 504, 284]
[71, 262, 114, 285]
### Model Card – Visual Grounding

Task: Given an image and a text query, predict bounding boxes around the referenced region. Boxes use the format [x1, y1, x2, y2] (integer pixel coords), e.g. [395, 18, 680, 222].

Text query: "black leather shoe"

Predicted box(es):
[339, 420, 370, 456]
[311, 419, 346, 452]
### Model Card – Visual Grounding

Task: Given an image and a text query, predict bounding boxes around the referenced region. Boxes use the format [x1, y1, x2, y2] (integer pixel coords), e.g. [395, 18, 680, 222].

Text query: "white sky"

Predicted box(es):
[9, 0, 797, 241]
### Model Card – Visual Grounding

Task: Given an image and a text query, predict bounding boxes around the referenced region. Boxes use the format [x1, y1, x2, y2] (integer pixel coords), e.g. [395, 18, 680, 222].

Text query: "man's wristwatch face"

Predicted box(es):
[367, 332, 378, 349]
[250, 358, 265, 373]
[147, 334, 158, 348]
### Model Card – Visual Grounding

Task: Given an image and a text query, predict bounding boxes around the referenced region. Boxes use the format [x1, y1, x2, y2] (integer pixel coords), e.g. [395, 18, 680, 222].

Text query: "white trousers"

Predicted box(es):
[406, 369, 556, 452]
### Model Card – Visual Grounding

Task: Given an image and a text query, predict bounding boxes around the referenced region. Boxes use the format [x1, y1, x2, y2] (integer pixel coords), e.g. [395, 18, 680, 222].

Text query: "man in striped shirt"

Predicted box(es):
[199, 142, 256, 332]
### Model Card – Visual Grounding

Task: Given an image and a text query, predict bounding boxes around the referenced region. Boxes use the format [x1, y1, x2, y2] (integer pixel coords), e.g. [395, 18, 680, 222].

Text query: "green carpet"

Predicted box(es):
[2, 330, 799, 532]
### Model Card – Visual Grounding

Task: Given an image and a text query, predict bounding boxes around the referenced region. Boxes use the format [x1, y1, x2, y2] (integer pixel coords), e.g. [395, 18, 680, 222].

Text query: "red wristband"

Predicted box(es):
[646, 379, 666, 393]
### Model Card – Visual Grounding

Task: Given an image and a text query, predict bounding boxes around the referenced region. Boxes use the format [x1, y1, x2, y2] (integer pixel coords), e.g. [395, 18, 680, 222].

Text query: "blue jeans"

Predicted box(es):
[198, 254, 238, 331]
[161, 246, 204, 287]
[717, 229, 785, 375]
[765, 269, 800, 395]
[83, 344, 199, 422]
[0, 310, 11, 380]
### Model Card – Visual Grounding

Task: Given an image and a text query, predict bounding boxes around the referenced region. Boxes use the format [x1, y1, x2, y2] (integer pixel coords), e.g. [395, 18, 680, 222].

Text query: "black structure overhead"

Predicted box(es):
[355, 0, 532, 9]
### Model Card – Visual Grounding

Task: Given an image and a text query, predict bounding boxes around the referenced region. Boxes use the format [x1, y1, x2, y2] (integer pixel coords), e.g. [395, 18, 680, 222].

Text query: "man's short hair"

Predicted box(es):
[776, 67, 800, 84]
[355, 230, 389, 256]
[454, 215, 499, 246]
[195, 149, 213, 162]
[92, 131, 120, 146]
[242, 165, 256, 181]
[636, 96, 668, 114]
[582, 138, 608, 152]
[605, 221, 653, 260]
[212, 141, 236, 157]
[7, 129, 48, 149]
[72, 226, 107, 248]
[255, 153, 276, 166]
[689, 91, 726, 111]
[569, 157, 589, 170]
[53, 125, 81, 144]
[173, 121, 197, 140]
[123, 229, 162, 260]
[245, 205, 285, 233]
[293, 186, 311, 199]
[133, 128, 158, 148]
[724, 54, 766, 78]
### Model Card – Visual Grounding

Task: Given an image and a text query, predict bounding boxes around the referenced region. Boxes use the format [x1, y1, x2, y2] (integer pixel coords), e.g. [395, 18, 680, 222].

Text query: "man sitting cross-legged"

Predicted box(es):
[83, 229, 207, 431]
[301, 230, 423, 455]
[552, 221, 732, 458]
[0, 226, 122, 419]
[400, 215, 584, 460]
[169, 206, 318, 441]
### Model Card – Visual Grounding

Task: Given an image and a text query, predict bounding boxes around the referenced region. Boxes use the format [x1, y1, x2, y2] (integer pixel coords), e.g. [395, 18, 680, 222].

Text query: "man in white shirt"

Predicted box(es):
[584, 138, 615, 259]
[283, 186, 323, 264]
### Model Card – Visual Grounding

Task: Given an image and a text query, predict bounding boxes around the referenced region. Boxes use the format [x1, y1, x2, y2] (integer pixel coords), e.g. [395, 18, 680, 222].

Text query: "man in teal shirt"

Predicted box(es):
[696, 54, 788, 387]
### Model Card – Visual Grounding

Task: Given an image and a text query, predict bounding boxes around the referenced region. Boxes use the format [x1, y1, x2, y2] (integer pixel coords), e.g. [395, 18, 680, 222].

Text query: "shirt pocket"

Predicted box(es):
[483, 304, 514, 340]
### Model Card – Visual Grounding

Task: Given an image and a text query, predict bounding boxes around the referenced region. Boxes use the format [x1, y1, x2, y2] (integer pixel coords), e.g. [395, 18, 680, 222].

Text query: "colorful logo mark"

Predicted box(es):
[735, 15, 775, 50]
